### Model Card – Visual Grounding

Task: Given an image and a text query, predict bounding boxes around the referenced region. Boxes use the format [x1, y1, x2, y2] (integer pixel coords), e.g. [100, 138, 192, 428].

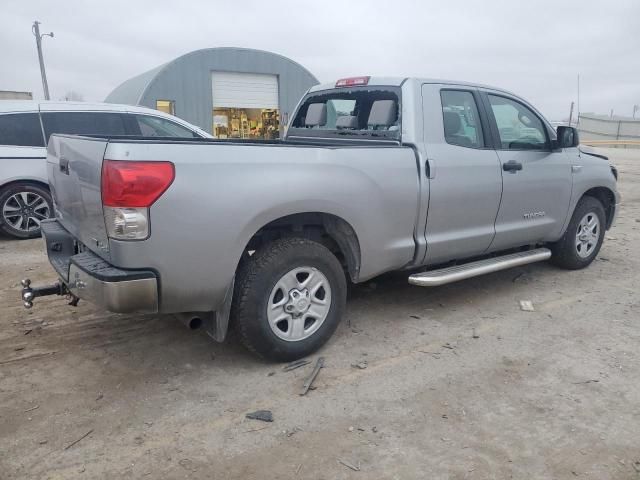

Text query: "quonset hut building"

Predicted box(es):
[106, 47, 319, 139]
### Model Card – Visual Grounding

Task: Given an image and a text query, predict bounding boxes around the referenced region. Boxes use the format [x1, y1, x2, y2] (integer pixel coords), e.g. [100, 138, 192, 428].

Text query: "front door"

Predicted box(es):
[421, 85, 503, 265]
[482, 92, 572, 251]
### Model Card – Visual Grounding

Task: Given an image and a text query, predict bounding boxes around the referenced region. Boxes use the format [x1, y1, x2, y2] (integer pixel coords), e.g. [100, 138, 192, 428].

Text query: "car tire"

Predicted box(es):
[0, 182, 53, 239]
[232, 236, 347, 362]
[550, 196, 606, 270]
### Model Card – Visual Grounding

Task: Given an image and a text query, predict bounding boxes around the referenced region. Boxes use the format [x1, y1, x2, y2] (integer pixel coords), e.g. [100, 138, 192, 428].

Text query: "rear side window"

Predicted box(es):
[133, 115, 198, 138]
[41, 112, 126, 142]
[440, 90, 484, 148]
[0, 113, 45, 147]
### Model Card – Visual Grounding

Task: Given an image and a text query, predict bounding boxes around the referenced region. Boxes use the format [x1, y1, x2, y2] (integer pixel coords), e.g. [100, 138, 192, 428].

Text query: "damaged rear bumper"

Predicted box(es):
[27, 220, 158, 313]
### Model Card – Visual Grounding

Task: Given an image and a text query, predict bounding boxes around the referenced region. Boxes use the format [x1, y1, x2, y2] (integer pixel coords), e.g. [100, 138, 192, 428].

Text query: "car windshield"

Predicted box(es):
[288, 87, 401, 141]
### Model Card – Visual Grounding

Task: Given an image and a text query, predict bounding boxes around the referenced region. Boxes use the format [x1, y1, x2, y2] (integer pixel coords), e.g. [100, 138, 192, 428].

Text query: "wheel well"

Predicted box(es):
[0, 179, 50, 194]
[582, 187, 615, 229]
[244, 213, 361, 281]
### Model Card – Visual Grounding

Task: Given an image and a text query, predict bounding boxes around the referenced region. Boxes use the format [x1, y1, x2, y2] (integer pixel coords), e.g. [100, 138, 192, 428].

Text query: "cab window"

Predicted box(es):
[0, 113, 45, 147]
[289, 87, 401, 141]
[487, 95, 548, 150]
[134, 115, 199, 138]
[440, 90, 484, 148]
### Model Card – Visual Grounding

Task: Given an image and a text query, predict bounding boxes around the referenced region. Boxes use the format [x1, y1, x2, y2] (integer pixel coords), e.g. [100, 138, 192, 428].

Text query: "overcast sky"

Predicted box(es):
[1, 0, 638, 120]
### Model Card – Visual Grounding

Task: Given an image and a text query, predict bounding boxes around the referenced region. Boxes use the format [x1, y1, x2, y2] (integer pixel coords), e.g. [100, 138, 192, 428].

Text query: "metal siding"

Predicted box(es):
[110, 48, 319, 134]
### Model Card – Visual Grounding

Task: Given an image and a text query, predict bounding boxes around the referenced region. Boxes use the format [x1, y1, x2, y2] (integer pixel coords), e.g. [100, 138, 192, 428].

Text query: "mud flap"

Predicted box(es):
[204, 277, 235, 342]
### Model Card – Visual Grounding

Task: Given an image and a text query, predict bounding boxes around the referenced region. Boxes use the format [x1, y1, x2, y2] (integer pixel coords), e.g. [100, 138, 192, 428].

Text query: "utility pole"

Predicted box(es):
[576, 74, 580, 126]
[568, 101, 575, 126]
[32, 21, 54, 100]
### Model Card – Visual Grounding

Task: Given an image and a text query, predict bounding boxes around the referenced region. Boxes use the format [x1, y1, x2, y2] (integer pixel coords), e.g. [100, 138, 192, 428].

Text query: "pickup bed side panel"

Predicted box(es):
[105, 142, 419, 313]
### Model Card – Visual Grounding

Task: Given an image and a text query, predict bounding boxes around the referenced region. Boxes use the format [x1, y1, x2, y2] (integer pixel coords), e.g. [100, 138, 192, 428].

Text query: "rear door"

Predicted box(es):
[0, 111, 47, 184]
[421, 84, 503, 264]
[481, 92, 571, 250]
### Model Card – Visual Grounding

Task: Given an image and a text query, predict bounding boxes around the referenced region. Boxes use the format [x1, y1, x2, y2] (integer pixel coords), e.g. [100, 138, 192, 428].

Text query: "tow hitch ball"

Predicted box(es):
[20, 279, 79, 309]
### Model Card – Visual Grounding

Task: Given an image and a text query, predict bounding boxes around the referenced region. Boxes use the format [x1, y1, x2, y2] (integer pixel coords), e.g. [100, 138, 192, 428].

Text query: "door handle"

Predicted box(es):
[502, 160, 522, 173]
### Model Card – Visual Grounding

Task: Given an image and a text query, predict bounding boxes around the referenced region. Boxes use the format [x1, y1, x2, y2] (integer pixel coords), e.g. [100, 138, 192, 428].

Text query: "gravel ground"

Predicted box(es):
[1, 148, 638, 480]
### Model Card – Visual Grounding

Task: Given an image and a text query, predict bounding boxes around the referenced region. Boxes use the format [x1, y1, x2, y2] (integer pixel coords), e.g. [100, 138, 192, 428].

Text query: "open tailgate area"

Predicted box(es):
[46, 134, 111, 260]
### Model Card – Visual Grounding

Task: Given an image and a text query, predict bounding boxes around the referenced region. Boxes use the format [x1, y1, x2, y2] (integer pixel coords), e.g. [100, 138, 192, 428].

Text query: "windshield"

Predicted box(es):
[288, 86, 401, 141]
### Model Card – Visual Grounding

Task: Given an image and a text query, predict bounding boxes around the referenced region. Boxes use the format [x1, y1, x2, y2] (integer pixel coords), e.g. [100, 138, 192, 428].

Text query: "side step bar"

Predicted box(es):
[408, 248, 552, 287]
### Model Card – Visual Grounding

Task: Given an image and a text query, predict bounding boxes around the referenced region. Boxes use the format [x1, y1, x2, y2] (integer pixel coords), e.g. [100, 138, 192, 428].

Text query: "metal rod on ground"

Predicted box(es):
[300, 357, 324, 395]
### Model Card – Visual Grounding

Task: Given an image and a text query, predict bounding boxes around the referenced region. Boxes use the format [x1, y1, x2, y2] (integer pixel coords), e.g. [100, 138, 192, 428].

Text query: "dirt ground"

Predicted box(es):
[1, 148, 639, 479]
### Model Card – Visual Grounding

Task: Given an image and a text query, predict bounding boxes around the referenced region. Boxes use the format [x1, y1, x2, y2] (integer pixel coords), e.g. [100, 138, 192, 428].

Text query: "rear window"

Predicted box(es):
[41, 112, 126, 142]
[0, 113, 45, 147]
[288, 87, 401, 141]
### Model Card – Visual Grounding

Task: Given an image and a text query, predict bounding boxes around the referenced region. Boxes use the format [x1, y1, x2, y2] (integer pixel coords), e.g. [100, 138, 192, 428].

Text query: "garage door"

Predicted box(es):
[211, 72, 279, 109]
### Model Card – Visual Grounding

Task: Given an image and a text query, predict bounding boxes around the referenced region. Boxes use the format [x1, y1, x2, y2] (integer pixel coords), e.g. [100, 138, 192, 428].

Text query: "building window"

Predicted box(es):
[213, 108, 280, 140]
[156, 100, 175, 115]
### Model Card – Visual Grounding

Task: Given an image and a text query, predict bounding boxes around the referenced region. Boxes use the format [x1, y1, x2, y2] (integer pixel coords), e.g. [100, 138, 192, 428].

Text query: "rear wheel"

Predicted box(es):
[0, 183, 53, 239]
[551, 196, 606, 270]
[232, 237, 347, 362]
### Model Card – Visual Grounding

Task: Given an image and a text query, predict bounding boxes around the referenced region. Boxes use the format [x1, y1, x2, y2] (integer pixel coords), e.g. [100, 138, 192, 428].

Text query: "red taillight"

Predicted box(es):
[335, 76, 370, 88]
[102, 160, 175, 207]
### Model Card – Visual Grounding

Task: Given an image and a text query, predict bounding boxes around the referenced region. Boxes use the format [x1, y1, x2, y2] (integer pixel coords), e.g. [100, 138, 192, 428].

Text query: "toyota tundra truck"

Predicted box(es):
[21, 76, 620, 361]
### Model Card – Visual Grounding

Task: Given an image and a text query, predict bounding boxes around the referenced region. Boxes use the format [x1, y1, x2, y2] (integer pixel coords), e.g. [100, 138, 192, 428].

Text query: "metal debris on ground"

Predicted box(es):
[351, 360, 368, 369]
[63, 428, 94, 450]
[245, 410, 273, 422]
[338, 458, 361, 471]
[409, 315, 421, 319]
[243, 425, 269, 433]
[519, 300, 535, 312]
[283, 359, 310, 372]
[285, 426, 302, 437]
[23, 405, 39, 412]
[512, 272, 526, 282]
[572, 379, 600, 385]
[300, 357, 325, 396]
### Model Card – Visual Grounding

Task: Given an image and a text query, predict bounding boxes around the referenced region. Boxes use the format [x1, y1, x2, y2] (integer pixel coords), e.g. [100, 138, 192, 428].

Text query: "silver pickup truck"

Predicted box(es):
[22, 76, 620, 361]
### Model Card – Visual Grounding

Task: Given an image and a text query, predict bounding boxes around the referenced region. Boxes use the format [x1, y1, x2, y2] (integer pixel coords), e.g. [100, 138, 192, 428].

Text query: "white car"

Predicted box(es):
[0, 101, 210, 239]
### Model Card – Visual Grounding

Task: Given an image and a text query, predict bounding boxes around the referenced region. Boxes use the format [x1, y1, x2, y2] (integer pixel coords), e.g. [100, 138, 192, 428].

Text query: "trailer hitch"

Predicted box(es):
[20, 278, 79, 309]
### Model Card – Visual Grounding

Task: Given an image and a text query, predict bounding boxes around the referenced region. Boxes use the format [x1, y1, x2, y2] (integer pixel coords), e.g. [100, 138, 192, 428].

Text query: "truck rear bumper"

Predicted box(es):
[41, 219, 158, 313]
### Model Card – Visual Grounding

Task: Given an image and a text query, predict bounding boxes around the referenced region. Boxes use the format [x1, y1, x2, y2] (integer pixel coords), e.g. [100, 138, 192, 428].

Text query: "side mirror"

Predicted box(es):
[556, 126, 579, 148]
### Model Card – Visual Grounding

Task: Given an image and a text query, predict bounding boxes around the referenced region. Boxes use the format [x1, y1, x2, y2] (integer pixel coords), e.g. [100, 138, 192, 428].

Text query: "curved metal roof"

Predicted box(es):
[105, 47, 318, 105]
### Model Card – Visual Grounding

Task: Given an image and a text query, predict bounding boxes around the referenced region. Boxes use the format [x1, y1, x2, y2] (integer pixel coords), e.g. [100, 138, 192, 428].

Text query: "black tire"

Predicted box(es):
[232, 237, 347, 362]
[550, 196, 606, 270]
[0, 182, 53, 239]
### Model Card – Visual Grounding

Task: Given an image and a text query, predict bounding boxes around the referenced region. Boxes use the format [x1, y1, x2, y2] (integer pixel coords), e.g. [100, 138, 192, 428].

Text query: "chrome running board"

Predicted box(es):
[408, 248, 552, 287]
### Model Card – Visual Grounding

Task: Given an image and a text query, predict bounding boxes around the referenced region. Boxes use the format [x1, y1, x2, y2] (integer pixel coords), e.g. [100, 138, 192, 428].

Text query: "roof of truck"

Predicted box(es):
[308, 76, 517, 96]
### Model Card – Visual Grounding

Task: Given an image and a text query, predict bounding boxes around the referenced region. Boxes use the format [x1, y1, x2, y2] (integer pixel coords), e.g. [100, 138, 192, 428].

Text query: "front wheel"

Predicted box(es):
[0, 183, 53, 239]
[551, 196, 606, 270]
[232, 237, 347, 361]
